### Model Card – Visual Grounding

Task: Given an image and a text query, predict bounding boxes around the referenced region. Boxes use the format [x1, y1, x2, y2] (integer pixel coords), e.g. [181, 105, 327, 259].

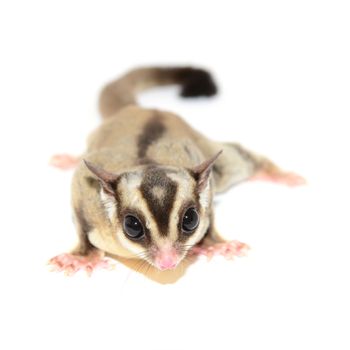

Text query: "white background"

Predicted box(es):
[1, 1, 349, 349]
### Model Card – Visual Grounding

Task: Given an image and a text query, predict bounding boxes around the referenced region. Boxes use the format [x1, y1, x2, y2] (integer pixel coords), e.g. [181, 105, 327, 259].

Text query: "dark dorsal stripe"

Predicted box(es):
[137, 113, 165, 159]
[140, 167, 177, 236]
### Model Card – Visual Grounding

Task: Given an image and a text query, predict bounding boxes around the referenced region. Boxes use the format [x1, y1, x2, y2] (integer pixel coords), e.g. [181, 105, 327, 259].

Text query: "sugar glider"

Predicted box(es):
[49, 66, 304, 276]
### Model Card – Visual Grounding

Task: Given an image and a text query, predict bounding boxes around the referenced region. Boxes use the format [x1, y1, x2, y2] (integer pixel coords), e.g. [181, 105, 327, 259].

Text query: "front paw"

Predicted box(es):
[191, 240, 250, 260]
[48, 252, 114, 276]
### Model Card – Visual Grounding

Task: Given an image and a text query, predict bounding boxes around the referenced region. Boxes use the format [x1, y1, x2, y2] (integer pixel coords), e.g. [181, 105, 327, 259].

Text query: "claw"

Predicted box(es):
[64, 265, 76, 276]
[84, 265, 93, 277]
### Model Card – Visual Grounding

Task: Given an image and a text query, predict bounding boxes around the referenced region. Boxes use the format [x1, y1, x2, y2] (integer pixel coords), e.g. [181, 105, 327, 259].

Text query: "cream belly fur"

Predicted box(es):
[50, 66, 305, 279]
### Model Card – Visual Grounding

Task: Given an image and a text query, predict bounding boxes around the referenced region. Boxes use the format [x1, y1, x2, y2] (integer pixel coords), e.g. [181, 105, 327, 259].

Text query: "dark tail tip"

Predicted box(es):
[178, 68, 218, 98]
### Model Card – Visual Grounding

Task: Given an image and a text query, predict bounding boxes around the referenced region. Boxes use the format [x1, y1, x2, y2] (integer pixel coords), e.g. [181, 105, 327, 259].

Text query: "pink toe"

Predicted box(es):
[48, 253, 113, 276]
[191, 240, 249, 260]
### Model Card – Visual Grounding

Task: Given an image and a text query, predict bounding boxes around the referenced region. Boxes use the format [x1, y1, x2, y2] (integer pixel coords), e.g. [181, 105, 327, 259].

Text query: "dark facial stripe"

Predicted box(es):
[140, 167, 178, 236]
[113, 175, 152, 249]
[176, 201, 197, 244]
[137, 113, 165, 159]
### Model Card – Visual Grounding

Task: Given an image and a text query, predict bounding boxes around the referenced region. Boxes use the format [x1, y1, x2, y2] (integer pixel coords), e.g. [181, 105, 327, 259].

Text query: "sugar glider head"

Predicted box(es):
[84, 151, 222, 271]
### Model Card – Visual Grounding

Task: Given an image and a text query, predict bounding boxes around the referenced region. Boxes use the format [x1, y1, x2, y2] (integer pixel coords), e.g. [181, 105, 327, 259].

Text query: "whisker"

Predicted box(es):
[136, 260, 151, 275]
[143, 262, 152, 278]
[121, 266, 136, 289]
[121, 257, 148, 288]
[132, 250, 151, 259]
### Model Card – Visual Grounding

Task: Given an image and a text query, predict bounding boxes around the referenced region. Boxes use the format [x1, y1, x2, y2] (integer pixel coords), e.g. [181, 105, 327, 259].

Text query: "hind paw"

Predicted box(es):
[251, 171, 306, 187]
[50, 154, 80, 170]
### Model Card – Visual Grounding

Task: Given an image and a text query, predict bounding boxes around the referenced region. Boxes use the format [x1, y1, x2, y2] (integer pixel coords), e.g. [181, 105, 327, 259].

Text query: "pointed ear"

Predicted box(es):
[193, 150, 223, 192]
[84, 160, 118, 196]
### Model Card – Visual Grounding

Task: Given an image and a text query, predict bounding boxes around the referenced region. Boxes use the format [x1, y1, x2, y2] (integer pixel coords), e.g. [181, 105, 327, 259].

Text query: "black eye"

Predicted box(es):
[182, 208, 200, 233]
[123, 215, 144, 240]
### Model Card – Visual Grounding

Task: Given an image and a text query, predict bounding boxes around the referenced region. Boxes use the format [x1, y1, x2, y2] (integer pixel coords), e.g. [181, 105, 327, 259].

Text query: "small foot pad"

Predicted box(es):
[48, 252, 114, 276]
[191, 240, 250, 260]
[251, 171, 306, 187]
[50, 154, 80, 170]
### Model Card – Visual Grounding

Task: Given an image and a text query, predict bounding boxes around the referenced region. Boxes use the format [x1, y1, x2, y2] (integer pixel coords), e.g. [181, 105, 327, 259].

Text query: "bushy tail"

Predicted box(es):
[99, 66, 218, 118]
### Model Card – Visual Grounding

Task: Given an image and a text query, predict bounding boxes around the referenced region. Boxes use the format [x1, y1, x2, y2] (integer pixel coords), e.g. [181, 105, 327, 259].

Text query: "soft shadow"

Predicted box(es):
[107, 253, 198, 284]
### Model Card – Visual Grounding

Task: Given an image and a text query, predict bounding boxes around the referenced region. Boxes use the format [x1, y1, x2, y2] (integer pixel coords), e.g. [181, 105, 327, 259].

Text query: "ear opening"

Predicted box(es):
[84, 160, 118, 196]
[192, 150, 223, 192]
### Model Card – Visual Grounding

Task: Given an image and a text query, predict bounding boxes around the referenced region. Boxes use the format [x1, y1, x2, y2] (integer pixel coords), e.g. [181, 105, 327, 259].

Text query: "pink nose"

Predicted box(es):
[155, 247, 178, 270]
[156, 256, 177, 270]
[158, 261, 176, 270]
